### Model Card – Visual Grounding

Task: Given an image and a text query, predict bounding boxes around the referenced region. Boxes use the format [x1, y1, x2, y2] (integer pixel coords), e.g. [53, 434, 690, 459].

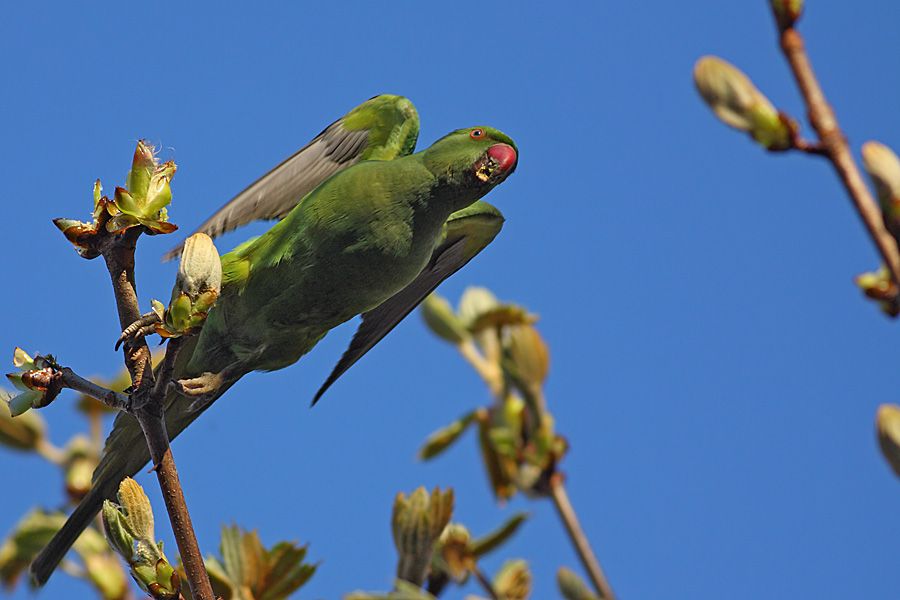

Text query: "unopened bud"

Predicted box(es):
[435, 523, 473, 581]
[558, 566, 600, 600]
[855, 267, 899, 317]
[694, 56, 792, 150]
[458, 287, 500, 328]
[877, 404, 900, 478]
[64, 436, 96, 501]
[505, 325, 550, 389]
[770, 0, 804, 29]
[421, 294, 469, 345]
[159, 233, 222, 336]
[494, 559, 532, 600]
[127, 141, 156, 201]
[862, 141, 900, 236]
[176, 233, 222, 301]
[392, 486, 454, 585]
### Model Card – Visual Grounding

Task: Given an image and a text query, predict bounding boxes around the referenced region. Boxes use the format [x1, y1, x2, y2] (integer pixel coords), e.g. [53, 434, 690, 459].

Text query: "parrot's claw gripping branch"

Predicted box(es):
[115, 311, 163, 351]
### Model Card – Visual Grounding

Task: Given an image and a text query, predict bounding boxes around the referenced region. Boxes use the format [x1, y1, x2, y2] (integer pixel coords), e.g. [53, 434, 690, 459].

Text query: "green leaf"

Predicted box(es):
[211, 526, 316, 600]
[468, 305, 537, 334]
[0, 509, 68, 589]
[178, 556, 235, 600]
[470, 512, 528, 557]
[418, 410, 476, 460]
[0, 390, 46, 451]
[126, 141, 156, 202]
[220, 525, 249, 592]
[117, 478, 154, 541]
[258, 542, 316, 600]
[82, 552, 129, 600]
[477, 415, 516, 501]
[101, 500, 135, 560]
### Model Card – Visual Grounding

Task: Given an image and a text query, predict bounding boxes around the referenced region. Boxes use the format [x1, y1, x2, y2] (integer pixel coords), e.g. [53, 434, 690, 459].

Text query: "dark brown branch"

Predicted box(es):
[777, 24, 900, 287]
[549, 474, 615, 600]
[102, 232, 215, 600]
[152, 337, 184, 401]
[59, 367, 130, 410]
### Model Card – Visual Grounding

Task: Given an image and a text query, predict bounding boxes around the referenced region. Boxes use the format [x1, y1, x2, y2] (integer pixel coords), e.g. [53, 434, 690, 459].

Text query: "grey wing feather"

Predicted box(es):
[312, 237, 472, 405]
[162, 122, 369, 261]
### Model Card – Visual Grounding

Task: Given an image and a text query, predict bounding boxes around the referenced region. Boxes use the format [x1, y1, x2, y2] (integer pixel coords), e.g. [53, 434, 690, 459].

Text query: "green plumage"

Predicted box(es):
[31, 97, 517, 585]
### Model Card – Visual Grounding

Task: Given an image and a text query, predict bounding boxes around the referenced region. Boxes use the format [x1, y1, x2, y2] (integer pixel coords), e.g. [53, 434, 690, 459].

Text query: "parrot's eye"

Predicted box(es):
[469, 129, 485, 140]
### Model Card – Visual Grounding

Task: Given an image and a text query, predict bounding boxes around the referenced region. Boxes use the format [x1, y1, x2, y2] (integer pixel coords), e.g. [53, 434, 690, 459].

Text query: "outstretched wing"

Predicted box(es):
[312, 200, 506, 405]
[163, 94, 419, 261]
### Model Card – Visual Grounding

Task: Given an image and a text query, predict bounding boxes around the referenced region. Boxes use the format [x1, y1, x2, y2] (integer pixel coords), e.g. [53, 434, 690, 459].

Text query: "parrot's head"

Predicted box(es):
[424, 126, 518, 195]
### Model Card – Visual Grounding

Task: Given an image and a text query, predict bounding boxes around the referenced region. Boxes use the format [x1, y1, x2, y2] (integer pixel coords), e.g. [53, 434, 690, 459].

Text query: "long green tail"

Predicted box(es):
[30, 339, 235, 585]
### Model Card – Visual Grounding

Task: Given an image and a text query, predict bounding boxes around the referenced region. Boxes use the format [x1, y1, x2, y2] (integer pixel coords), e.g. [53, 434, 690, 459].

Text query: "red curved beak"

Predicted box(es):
[487, 143, 518, 173]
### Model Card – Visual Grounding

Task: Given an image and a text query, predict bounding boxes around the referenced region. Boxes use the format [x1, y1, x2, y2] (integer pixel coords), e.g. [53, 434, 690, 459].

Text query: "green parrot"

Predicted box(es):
[30, 95, 518, 585]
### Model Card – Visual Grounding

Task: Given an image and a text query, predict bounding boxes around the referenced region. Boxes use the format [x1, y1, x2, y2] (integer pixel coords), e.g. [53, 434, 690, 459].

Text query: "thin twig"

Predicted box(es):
[776, 22, 900, 287]
[457, 340, 504, 398]
[59, 367, 130, 410]
[549, 474, 615, 600]
[471, 564, 500, 600]
[102, 234, 215, 600]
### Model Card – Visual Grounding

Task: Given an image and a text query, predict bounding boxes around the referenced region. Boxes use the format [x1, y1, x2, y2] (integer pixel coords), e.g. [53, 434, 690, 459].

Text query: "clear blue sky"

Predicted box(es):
[2, 2, 900, 598]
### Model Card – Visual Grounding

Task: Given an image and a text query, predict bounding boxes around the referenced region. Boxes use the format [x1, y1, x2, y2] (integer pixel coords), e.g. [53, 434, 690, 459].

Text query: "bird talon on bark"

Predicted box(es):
[115, 311, 163, 350]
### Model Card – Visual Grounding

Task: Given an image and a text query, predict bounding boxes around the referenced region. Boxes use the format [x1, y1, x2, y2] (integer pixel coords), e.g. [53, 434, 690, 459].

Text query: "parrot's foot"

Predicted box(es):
[115, 311, 162, 350]
[172, 371, 225, 398]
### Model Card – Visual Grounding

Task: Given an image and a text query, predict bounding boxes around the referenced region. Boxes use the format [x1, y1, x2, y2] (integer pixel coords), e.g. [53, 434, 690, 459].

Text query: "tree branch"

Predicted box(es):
[58, 367, 130, 411]
[472, 564, 500, 600]
[777, 23, 900, 287]
[101, 233, 215, 600]
[549, 474, 615, 600]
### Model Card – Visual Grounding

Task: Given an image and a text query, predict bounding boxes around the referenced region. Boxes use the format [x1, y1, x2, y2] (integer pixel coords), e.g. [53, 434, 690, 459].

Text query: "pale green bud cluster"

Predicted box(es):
[54, 141, 178, 258]
[101, 478, 181, 599]
[419, 288, 566, 501]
